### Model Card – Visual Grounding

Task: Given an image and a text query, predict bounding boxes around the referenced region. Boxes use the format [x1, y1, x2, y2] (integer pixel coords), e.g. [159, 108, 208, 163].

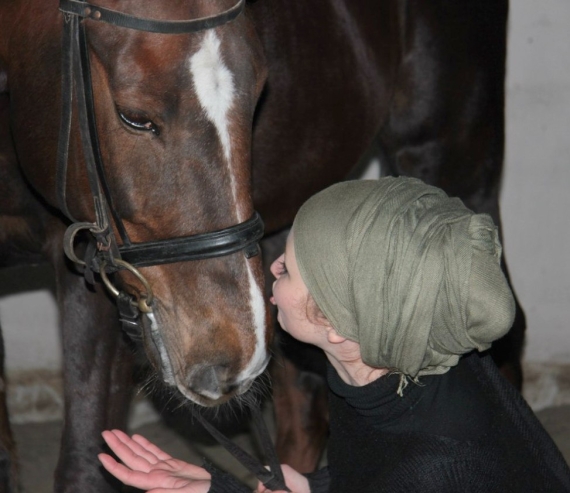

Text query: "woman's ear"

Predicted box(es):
[326, 326, 347, 344]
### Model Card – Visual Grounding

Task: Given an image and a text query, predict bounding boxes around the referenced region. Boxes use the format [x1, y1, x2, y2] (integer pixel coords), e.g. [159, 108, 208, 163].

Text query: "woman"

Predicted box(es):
[99, 177, 570, 492]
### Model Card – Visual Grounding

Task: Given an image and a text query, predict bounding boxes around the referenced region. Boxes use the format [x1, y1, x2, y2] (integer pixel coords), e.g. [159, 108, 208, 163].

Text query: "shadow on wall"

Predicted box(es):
[0, 264, 56, 298]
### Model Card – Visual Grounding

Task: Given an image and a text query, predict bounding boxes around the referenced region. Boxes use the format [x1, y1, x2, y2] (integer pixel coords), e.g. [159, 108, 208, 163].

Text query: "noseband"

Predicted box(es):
[56, 0, 263, 317]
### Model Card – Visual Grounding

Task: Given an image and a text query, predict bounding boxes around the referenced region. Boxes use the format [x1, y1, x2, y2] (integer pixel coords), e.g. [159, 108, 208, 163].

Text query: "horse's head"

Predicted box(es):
[62, 0, 270, 406]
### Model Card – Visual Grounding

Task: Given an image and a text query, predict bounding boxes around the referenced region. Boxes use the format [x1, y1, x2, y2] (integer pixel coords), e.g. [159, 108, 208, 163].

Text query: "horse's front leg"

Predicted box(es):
[52, 252, 134, 493]
[270, 354, 328, 473]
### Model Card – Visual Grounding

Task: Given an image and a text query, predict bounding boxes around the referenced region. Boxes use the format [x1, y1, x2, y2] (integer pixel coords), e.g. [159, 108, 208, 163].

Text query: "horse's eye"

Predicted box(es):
[117, 109, 160, 136]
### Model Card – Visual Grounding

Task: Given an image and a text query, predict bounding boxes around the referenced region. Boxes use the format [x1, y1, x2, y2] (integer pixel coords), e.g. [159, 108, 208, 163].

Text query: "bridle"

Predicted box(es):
[56, 2, 287, 490]
[57, 0, 263, 319]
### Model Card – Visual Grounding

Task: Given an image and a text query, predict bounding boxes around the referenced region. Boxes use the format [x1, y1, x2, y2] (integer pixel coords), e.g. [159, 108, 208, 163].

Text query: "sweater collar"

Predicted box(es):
[327, 363, 427, 419]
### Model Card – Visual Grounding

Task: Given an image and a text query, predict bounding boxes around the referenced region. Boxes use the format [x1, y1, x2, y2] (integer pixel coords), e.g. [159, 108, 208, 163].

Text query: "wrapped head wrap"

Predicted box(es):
[292, 177, 515, 377]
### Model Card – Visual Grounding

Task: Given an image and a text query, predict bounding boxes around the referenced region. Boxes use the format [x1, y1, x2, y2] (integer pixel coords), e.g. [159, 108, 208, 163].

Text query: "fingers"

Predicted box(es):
[128, 432, 210, 480]
[102, 430, 211, 481]
[131, 433, 174, 461]
[98, 452, 158, 490]
[256, 464, 311, 493]
[116, 429, 174, 464]
[98, 452, 121, 474]
[101, 429, 214, 493]
[103, 430, 174, 465]
[102, 430, 159, 472]
[255, 479, 290, 493]
[99, 451, 200, 491]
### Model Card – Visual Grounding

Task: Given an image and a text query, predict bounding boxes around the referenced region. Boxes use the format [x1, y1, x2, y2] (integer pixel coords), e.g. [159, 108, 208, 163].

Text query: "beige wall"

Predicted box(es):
[501, 0, 570, 365]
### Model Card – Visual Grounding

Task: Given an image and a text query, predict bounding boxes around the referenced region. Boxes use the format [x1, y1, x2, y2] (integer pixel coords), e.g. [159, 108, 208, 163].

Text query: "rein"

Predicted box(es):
[56, 1, 287, 490]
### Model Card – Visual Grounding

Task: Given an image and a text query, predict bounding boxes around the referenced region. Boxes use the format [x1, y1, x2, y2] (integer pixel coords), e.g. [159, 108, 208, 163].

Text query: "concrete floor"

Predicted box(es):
[14, 401, 275, 493]
[11, 403, 570, 493]
[13, 420, 261, 493]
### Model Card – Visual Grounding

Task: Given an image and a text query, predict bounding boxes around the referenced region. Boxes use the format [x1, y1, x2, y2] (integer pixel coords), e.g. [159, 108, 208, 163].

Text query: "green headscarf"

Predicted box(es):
[292, 177, 515, 377]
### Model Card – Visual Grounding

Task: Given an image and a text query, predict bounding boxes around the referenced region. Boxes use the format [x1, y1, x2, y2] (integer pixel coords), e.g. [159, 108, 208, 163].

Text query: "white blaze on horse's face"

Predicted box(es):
[239, 267, 269, 382]
[190, 31, 237, 203]
[170, 30, 269, 403]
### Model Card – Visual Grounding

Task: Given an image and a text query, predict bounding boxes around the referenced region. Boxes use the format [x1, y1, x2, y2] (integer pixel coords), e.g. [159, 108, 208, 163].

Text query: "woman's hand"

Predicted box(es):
[255, 464, 310, 493]
[98, 429, 212, 493]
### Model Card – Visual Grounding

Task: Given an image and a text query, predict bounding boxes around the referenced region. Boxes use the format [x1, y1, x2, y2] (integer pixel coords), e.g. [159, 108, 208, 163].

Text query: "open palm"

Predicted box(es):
[98, 429, 212, 493]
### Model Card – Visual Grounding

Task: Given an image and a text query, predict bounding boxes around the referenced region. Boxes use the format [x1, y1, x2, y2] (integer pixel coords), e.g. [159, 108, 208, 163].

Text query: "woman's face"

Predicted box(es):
[270, 233, 322, 345]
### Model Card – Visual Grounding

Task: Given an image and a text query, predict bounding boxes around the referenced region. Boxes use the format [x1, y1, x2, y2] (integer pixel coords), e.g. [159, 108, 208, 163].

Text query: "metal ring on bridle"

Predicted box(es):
[100, 259, 154, 313]
[63, 221, 108, 266]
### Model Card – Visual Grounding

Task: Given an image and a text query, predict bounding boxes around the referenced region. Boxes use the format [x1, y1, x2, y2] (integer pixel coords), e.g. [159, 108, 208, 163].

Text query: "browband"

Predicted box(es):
[59, 0, 245, 34]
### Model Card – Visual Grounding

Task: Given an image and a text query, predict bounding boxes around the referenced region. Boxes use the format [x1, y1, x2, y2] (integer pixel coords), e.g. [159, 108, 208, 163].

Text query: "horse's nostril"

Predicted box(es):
[189, 365, 235, 399]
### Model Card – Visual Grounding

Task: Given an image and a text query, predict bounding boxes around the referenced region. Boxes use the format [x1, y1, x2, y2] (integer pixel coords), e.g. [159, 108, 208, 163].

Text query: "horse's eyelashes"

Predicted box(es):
[117, 109, 160, 136]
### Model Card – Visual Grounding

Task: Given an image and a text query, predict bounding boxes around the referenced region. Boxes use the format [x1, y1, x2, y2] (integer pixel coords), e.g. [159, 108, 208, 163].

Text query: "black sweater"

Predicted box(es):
[307, 352, 570, 493]
[207, 352, 570, 492]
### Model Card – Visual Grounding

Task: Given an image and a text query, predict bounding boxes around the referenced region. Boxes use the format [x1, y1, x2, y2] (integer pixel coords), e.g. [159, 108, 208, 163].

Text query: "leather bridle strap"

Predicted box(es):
[57, 12, 121, 261]
[77, 18, 131, 247]
[59, 0, 245, 34]
[191, 405, 290, 492]
[55, 12, 76, 222]
[119, 212, 264, 268]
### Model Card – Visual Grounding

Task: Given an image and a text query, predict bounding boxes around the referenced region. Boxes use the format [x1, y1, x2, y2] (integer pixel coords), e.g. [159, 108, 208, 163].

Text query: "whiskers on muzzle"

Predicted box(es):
[140, 309, 271, 407]
[136, 362, 272, 425]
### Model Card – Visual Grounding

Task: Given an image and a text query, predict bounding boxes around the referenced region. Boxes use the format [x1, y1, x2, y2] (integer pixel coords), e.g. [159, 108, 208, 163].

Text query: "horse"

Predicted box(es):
[0, 0, 523, 491]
